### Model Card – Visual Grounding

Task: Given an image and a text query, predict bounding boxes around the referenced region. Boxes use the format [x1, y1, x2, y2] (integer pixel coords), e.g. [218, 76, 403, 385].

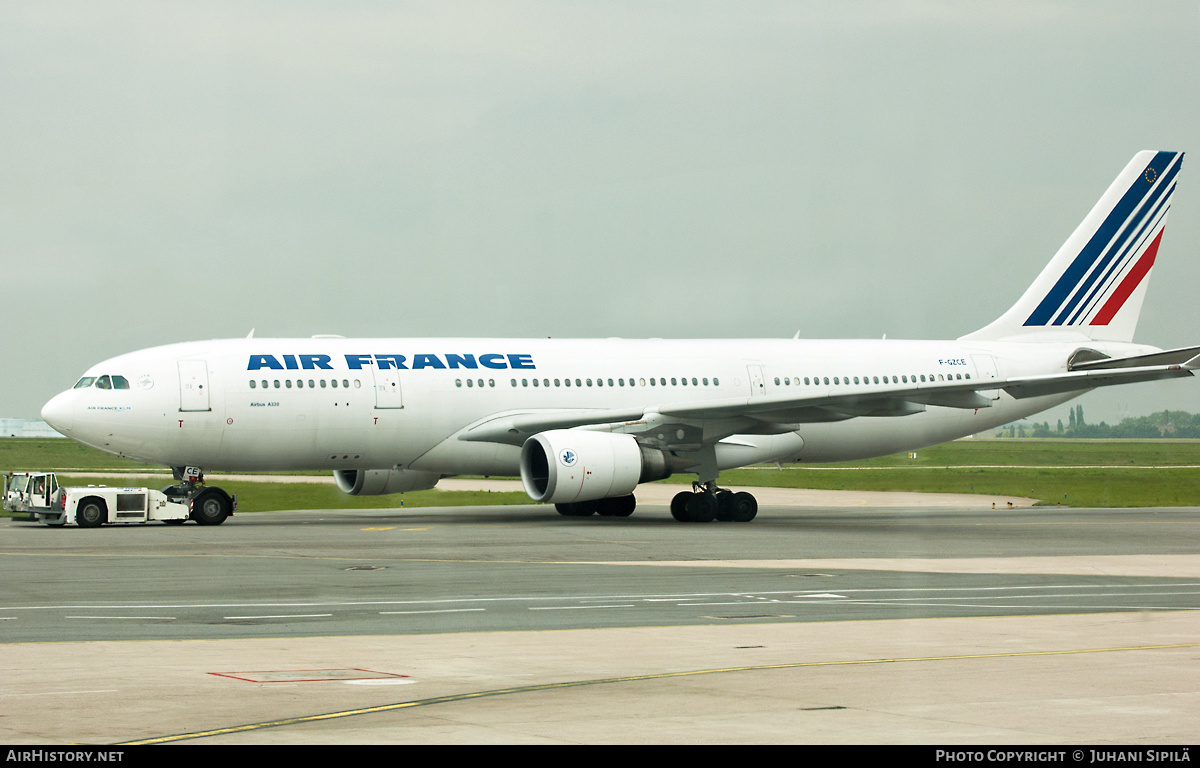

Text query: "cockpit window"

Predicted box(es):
[95, 375, 112, 390]
[74, 377, 97, 389]
[111, 375, 130, 389]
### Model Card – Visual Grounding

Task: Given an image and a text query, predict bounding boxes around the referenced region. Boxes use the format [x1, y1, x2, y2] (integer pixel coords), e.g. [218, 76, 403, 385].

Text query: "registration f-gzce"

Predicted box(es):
[41, 151, 1199, 525]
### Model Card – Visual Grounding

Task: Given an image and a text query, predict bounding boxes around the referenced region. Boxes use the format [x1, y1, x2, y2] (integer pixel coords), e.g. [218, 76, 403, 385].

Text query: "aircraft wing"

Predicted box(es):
[456, 349, 1196, 448]
[458, 408, 649, 446]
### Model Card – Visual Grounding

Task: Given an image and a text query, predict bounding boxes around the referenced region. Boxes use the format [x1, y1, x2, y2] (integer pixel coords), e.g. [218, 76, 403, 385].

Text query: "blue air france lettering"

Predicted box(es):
[39, 151, 1200, 526]
[247, 353, 536, 371]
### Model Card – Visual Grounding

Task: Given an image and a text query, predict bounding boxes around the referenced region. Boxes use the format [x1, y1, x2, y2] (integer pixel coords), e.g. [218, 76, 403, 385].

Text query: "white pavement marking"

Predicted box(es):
[586, 554, 1200, 578]
[223, 614, 332, 620]
[65, 616, 175, 620]
[528, 604, 636, 611]
[378, 608, 485, 615]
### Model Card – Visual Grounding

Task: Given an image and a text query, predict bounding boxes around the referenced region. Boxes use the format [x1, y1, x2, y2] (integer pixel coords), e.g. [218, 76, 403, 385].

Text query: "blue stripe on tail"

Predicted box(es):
[1024, 151, 1177, 327]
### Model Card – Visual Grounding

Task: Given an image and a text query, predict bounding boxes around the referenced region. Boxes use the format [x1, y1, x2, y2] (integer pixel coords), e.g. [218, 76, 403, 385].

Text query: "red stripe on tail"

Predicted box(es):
[1090, 228, 1165, 326]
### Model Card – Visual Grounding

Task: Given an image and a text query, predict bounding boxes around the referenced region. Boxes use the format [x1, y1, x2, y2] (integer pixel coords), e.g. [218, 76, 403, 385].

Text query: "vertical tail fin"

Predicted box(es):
[962, 150, 1183, 343]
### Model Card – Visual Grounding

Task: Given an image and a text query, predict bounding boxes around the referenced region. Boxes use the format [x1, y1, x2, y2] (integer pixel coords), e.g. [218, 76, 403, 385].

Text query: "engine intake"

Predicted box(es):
[519, 430, 674, 504]
[333, 468, 441, 496]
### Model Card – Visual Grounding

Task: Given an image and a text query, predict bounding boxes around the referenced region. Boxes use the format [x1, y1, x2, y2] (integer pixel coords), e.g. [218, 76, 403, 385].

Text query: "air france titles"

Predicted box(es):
[247, 353, 535, 371]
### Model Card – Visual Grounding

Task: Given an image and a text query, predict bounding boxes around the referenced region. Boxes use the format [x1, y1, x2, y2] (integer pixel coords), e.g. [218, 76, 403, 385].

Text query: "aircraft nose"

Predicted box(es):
[41, 391, 75, 435]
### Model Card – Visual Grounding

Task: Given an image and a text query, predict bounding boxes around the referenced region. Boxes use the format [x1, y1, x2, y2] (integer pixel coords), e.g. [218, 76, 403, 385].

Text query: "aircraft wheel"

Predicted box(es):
[731, 492, 758, 522]
[715, 490, 735, 521]
[670, 492, 692, 522]
[192, 490, 230, 526]
[613, 495, 636, 517]
[595, 495, 636, 517]
[555, 501, 596, 517]
[76, 499, 107, 528]
[686, 493, 717, 523]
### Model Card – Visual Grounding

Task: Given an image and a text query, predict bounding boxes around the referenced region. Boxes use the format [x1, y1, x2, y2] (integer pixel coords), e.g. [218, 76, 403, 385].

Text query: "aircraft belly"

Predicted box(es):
[792, 391, 1079, 462]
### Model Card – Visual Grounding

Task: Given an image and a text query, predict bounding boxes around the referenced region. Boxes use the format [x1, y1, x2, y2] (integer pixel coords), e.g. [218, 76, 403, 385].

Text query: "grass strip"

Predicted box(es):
[5, 438, 1200, 511]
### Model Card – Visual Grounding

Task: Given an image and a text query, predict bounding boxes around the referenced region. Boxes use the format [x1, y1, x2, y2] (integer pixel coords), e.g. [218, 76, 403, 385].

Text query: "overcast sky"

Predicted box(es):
[3, 1, 1199, 425]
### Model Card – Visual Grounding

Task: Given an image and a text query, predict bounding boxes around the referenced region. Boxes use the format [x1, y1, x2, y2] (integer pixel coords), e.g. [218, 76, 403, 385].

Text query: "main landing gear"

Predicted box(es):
[670, 483, 758, 523]
[555, 486, 758, 523]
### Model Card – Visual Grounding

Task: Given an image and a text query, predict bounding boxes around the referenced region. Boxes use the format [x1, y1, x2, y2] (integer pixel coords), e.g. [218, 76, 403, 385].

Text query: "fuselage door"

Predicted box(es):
[373, 366, 404, 409]
[971, 354, 1001, 401]
[179, 360, 211, 412]
[747, 365, 766, 396]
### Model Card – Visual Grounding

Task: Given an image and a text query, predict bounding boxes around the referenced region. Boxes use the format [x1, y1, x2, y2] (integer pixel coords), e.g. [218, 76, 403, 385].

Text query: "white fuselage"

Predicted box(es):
[41, 336, 1153, 478]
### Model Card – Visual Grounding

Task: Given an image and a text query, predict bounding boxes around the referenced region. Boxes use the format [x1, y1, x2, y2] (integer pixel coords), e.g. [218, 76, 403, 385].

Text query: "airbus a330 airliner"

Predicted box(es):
[40, 151, 1198, 524]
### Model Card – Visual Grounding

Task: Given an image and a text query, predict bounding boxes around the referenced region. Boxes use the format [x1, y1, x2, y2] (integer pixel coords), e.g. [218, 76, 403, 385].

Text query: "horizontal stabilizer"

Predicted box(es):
[1002, 363, 1193, 399]
[1068, 344, 1200, 371]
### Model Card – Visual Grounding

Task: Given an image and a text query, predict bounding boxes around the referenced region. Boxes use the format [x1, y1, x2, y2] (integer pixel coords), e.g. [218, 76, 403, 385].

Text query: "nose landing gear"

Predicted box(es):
[165, 466, 236, 526]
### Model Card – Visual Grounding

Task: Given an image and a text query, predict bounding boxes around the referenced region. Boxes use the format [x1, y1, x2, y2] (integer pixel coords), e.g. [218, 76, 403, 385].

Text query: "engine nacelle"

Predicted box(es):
[333, 468, 441, 496]
[519, 430, 673, 504]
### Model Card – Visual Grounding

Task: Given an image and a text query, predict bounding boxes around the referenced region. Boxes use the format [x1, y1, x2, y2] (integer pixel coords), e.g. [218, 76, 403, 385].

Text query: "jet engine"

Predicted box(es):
[519, 429, 674, 504]
[333, 468, 441, 496]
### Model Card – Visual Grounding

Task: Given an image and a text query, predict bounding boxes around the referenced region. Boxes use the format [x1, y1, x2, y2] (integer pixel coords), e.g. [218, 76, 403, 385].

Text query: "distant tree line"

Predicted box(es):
[1014, 408, 1200, 439]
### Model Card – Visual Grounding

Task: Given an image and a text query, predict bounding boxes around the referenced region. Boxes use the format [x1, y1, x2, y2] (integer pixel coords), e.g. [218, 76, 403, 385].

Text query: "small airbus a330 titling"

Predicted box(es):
[42, 151, 1197, 524]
